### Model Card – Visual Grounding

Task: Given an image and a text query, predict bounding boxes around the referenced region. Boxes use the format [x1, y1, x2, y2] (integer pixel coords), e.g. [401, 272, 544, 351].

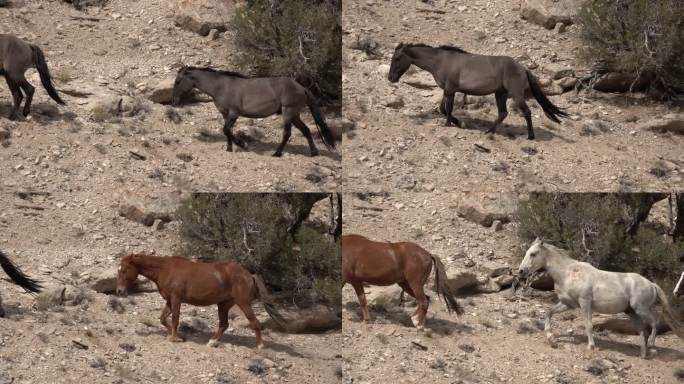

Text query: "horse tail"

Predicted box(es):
[654, 284, 684, 339]
[252, 274, 289, 330]
[431, 255, 464, 315]
[526, 70, 567, 123]
[304, 90, 336, 150]
[0, 250, 42, 293]
[30, 45, 65, 105]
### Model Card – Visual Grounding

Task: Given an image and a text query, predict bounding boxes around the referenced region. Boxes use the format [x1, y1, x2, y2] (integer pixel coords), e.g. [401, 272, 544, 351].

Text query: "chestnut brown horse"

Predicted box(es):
[116, 254, 287, 349]
[342, 234, 463, 329]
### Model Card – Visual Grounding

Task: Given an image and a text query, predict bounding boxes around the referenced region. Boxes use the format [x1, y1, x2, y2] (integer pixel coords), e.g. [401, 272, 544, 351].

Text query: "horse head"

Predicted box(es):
[172, 67, 195, 106]
[116, 254, 140, 297]
[388, 43, 411, 83]
[518, 237, 548, 281]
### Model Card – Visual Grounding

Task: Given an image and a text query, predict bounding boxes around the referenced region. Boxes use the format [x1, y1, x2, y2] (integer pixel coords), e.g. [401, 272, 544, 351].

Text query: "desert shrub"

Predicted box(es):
[231, 0, 342, 102]
[517, 193, 683, 297]
[578, 0, 684, 97]
[177, 193, 339, 304]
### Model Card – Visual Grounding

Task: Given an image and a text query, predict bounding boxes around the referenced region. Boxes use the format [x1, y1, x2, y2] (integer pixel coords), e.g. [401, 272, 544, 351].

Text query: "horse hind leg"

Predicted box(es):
[221, 115, 238, 152]
[633, 307, 658, 357]
[273, 120, 293, 157]
[159, 301, 172, 333]
[167, 296, 185, 342]
[512, 95, 535, 140]
[486, 90, 509, 135]
[207, 301, 232, 347]
[19, 78, 35, 117]
[406, 280, 428, 330]
[236, 300, 263, 349]
[4, 76, 24, 120]
[292, 116, 318, 157]
[544, 302, 570, 347]
[626, 311, 648, 358]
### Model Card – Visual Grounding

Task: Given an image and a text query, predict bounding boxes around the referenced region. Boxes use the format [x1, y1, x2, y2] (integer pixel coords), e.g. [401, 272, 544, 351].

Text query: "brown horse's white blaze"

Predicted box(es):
[342, 234, 463, 330]
[116, 254, 287, 349]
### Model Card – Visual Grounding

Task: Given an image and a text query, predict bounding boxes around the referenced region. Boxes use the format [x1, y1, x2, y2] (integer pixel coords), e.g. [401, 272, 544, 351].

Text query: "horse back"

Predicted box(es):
[0, 34, 33, 68]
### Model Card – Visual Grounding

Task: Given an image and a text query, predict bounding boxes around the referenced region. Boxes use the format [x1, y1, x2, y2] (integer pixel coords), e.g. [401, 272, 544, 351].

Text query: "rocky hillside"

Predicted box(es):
[0, 0, 341, 195]
[0, 190, 341, 384]
[342, 192, 684, 384]
[341, 0, 684, 193]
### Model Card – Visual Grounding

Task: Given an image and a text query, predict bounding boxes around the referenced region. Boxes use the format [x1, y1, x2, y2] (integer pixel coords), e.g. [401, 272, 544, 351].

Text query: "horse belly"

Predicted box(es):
[591, 293, 629, 314]
[241, 95, 281, 118]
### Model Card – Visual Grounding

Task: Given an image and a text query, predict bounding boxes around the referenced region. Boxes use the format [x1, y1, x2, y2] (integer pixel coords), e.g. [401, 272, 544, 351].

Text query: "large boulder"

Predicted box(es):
[593, 314, 670, 335]
[591, 72, 649, 93]
[173, 0, 235, 36]
[520, 0, 573, 29]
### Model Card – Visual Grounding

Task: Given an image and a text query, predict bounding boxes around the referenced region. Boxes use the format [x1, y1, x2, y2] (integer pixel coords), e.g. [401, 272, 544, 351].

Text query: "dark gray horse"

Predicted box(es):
[0, 34, 65, 119]
[172, 67, 336, 157]
[388, 43, 568, 140]
[0, 250, 42, 317]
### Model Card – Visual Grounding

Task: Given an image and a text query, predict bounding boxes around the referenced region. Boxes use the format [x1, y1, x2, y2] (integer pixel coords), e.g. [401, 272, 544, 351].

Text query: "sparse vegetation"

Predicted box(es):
[350, 34, 381, 58]
[578, 0, 684, 97]
[177, 193, 340, 304]
[231, 0, 342, 102]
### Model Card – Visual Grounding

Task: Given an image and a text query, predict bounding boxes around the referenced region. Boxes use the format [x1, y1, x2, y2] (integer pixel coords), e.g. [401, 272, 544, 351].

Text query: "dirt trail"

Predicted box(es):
[341, 0, 684, 193]
[342, 192, 684, 384]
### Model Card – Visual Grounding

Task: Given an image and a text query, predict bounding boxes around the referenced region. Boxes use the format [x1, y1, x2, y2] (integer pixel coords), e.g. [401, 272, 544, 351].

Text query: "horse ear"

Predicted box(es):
[539, 238, 545, 245]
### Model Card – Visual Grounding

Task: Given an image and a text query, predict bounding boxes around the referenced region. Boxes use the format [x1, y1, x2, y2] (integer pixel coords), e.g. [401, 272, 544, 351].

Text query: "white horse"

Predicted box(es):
[675, 271, 684, 297]
[517, 238, 684, 358]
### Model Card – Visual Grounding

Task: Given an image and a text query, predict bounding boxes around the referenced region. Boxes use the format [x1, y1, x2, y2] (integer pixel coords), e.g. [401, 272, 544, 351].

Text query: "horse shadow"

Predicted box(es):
[553, 332, 684, 361]
[0, 102, 77, 124]
[144, 326, 305, 357]
[408, 110, 574, 143]
[344, 301, 472, 336]
[195, 129, 341, 161]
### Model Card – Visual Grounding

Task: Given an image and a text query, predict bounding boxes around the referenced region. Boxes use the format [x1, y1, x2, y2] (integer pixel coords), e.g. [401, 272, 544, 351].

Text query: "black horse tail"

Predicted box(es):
[0, 250, 42, 293]
[31, 45, 65, 105]
[431, 255, 464, 316]
[252, 274, 289, 330]
[304, 90, 335, 150]
[526, 71, 568, 123]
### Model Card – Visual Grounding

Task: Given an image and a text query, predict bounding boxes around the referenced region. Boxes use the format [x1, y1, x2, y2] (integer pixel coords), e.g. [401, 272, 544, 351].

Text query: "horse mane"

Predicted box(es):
[403, 43, 470, 54]
[183, 66, 249, 78]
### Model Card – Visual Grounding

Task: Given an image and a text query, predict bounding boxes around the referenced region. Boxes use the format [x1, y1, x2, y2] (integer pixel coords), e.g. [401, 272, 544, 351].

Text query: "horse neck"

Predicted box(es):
[543, 246, 576, 283]
[191, 71, 228, 98]
[406, 46, 444, 75]
[132, 256, 165, 282]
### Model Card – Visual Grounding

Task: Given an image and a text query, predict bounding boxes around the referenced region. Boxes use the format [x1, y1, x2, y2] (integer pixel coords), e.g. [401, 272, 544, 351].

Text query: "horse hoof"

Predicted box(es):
[272, 152, 283, 157]
[410, 314, 420, 328]
[207, 339, 220, 348]
[256, 343, 264, 350]
[168, 335, 185, 342]
[309, 152, 319, 157]
[527, 135, 535, 140]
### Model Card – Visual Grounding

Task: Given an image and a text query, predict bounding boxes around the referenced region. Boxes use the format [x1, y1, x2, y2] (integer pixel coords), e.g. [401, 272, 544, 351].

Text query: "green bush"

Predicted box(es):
[231, 0, 342, 102]
[578, 0, 684, 96]
[176, 193, 339, 305]
[516, 193, 684, 297]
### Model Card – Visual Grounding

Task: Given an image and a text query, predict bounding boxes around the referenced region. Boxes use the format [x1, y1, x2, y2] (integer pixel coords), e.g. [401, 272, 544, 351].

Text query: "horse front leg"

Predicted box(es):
[167, 297, 185, 342]
[544, 302, 570, 347]
[222, 115, 238, 152]
[578, 298, 595, 350]
[207, 301, 232, 347]
[443, 91, 461, 128]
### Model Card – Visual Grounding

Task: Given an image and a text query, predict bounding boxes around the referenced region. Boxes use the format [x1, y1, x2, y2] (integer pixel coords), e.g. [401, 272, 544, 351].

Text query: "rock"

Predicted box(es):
[553, 22, 566, 34]
[474, 279, 501, 293]
[520, 0, 572, 29]
[586, 358, 615, 376]
[592, 72, 649, 93]
[34, 286, 66, 310]
[118, 192, 180, 226]
[517, 318, 544, 334]
[432, 270, 478, 292]
[543, 82, 564, 96]
[367, 286, 403, 308]
[580, 119, 609, 136]
[494, 274, 515, 288]
[558, 77, 578, 91]
[152, 219, 166, 231]
[323, 117, 352, 141]
[491, 220, 504, 231]
[637, 114, 684, 135]
[393, 173, 416, 190]
[264, 305, 341, 333]
[90, 270, 157, 294]
[0, 126, 10, 140]
[384, 95, 405, 109]
[145, 77, 211, 104]
[89, 96, 122, 122]
[208, 28, 221, 40]
[173, 0, 233, 36]
[457, 195, 512, 227]
[488, 267, 511, 278]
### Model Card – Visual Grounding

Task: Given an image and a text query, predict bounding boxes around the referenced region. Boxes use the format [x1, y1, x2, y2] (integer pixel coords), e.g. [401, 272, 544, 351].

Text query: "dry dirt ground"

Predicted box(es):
[341, 0, 684, 193]
[0, 0, 341, 194]
[342, 192, 684, 384]
[0, 191, 341, 384]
